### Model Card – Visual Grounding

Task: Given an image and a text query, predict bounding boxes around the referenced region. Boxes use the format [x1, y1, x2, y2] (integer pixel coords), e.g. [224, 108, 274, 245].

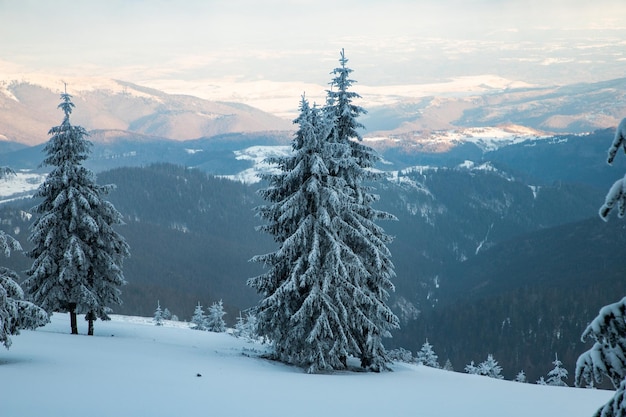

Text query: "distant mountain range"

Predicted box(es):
[362, 77, 626, 137]
[0, 78, 293, 146]
[1, 75, 626, 152]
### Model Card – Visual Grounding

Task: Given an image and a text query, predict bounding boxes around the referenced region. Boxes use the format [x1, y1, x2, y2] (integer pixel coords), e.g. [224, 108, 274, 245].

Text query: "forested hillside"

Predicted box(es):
[0, 157, 619, 381]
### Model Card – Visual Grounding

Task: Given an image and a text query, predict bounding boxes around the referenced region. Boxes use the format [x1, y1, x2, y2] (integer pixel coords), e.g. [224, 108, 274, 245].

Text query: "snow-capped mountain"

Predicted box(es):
[0, 170, 45, 204]
[0, 77, 293, 146]
[362, 77, 626, 136]
[1, 75, 625, 153]
[364, 124, 549, 153]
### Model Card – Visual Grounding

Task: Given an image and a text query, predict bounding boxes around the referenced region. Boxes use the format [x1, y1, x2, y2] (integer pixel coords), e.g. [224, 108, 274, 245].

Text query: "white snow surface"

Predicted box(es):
[0, 171, 46, 203]
[224, 145, 292, 184]
[0, 313, 613, 417]
[419, 126, 549, 152]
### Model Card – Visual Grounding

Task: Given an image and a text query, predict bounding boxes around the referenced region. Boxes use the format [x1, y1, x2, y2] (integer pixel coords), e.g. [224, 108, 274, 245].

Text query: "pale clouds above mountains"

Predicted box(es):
[1, 0, 626, 115]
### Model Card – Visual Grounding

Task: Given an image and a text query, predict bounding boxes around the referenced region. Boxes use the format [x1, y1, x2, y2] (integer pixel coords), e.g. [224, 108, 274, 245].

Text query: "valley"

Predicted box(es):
[0, 75, 624, 383]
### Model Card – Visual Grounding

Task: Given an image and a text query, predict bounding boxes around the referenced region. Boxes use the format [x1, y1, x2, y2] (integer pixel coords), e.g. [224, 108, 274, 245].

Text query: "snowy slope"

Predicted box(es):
[365, 125, 549, 152]
[0, 171, 46, 203]
[0, 313, 613, 417]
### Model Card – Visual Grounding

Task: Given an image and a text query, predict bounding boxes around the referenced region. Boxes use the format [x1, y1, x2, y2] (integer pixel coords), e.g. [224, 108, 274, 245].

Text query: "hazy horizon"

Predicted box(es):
[2, 0, 626, 115]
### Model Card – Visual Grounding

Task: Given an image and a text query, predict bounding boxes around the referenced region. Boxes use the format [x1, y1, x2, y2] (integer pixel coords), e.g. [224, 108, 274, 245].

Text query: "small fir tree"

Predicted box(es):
[23, 91, 129, 335]
[465, 361, 479, 375]
[191, 302, 207, 331]
[478, 354, 504, 379]
[546, 353, 569, 387]
[443, 359, 454, 372]
[234, 311, 258, 341]
[536, 376, 547, 385]
[387, 347, 413, 363]
[416, 340, 440, 368]
[466, 354, 504, 379]
[515, 370, 527, 383]
[206, 300, 226, 333]
[153, 300, 164, 326]
[162, 308, 172, 320]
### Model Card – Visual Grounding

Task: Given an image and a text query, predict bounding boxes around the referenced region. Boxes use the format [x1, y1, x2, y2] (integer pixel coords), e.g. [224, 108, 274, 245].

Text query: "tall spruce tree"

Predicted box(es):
[23, 91, 129, 335]
[575, 119, 626, 416]
[324, 49, 399, 369]
[250, 85, 397, 372]
[250, 98, 351, 372]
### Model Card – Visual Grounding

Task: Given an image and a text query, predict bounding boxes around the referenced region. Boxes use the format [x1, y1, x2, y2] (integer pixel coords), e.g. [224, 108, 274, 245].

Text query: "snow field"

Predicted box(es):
[0, 313, 614, 417]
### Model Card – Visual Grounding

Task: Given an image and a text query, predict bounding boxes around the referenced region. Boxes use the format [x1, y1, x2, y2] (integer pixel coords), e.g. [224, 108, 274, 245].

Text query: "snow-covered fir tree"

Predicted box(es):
[515, 370, 527, 383]
[23, 91, 130, 336]
[536, 376, 547, 385]
[206, 300, 226, 333]
[0, 226, 48, 349]
[416, 340, 440, 368]
[466, 354, 504, 379]
[387, 347, 414, 363]
[443, 358, 454, 372]
[479, 354, 504, 379]
[465, 361, 479, 375]
[600, 117, 626, 220]
[162, 308, 172, 320]
[154, 300, 164, 326]
[191, 302, 207, 331]
[575, 119, 626, 416]
[576, 296, 626, 416]
[324, 50, 399, 370]
[234, 311, 258, 341]
[249, 89, 398, 373]
[546, 353, 569, 387]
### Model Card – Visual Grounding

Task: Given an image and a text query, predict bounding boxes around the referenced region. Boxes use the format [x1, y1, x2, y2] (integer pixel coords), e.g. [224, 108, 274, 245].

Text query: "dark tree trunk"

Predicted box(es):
[87, 311, 95, 336]
[69, 304, 78, 335]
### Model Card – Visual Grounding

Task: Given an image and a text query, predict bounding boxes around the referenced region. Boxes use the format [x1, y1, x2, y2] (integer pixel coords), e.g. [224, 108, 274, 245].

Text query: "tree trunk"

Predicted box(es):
[69, 304, 78, 335]
[87, 311, 95, 336]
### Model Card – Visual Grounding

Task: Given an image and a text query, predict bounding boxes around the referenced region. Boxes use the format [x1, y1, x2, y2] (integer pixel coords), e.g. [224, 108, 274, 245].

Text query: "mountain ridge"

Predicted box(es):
[0, 78, 293, 145]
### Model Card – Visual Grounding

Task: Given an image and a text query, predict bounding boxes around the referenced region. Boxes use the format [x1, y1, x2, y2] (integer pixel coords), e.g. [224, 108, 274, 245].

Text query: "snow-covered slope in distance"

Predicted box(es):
[365, 125, 550, 153]
[0, 171, 45, 203]
[0, 313, 613, 417]
[222, 145, 292, 184]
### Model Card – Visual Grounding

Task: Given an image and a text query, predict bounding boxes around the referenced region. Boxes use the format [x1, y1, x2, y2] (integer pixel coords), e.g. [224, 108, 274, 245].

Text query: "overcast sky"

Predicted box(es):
[1, 0, 625, 112]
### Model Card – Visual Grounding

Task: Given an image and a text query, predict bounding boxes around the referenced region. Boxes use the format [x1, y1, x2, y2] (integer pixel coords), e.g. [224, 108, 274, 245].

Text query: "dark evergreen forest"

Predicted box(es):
[0, 156, 621, 381]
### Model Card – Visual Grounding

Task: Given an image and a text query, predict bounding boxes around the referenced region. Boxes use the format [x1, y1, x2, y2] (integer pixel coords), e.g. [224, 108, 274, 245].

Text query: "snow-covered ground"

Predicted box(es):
[0, 170, 46, 203]
[222, 145, 292, 184]
[384, 125, 550, 152]
[0, 313, 614, 417]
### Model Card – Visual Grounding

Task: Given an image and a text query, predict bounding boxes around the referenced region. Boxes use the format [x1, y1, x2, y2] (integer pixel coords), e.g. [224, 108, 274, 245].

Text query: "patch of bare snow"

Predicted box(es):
[223, 145, 292, 184]
[427, 126, 549, 152]
[0, 171, 46, 203]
